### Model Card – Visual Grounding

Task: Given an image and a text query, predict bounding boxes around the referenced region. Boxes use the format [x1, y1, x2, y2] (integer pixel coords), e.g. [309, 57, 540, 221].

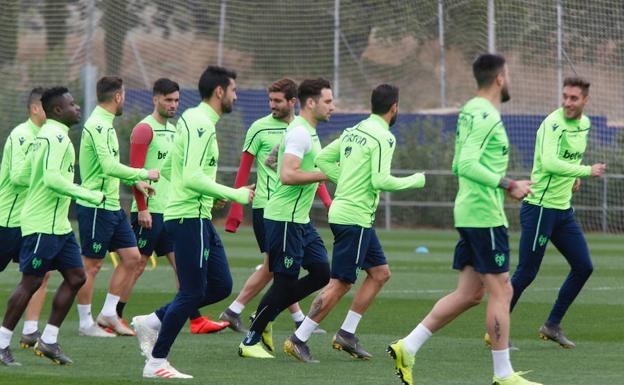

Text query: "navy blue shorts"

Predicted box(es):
[131, 212, 174, 257]
[164, 218, 232, 297]
[453, 226, 510, 274]
[19, 232, 83, 276]
[264, 218, 328, 277]
[252, 208, 267, 253]
[76, 204, 137, 258]
[0, 226, 22, 272]
[329, 224, 387, 284]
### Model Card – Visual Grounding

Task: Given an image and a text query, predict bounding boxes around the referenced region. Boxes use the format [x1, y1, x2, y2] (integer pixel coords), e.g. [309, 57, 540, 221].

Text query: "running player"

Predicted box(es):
[75, 76, 158, 337]
[133, 65, 254, 379]
[126, 78, 227, 334]
[220, 78, 331, 336]
[0, 87, 105, 365]
[509, 77, 605, 348]
[0, 87, 52, 353]
[238, 78, 333, 360]
[387, 54, 542, 385]
[285, 84, 425, 362]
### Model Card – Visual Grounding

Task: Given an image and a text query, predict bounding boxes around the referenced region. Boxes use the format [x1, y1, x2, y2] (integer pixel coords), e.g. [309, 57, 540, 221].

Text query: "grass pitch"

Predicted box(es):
[0, 227, 622, 384]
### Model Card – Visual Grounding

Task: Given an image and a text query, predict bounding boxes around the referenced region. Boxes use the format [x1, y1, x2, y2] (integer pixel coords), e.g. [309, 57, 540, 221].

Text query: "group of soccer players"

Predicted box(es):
[0, 53, 604, 384]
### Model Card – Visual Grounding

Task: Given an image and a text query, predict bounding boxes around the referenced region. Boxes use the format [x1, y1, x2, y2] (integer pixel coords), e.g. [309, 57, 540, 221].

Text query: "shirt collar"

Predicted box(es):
[93, 105, 116, 124]
[26, 118, 41, 135]
[45, 118, 70, 134]
[368, 114, 390, 130]
[198, 102, 221, 126]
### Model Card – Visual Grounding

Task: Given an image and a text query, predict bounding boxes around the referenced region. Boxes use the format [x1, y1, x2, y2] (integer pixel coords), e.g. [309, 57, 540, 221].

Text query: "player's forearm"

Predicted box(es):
[542, 157, 592, 178]
[101, 157, 149, 181]
[315, 140, 341, 183]
[280, 169, 326, 185]
[182, 168, 248, 203]
[44, 171, 103, 204]
[372, 172, 425, 192]
[457, 159, 501, 188]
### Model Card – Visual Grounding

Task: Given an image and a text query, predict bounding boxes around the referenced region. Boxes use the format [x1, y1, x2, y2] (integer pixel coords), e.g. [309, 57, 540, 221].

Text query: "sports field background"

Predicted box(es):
[0, 226, 622, 384]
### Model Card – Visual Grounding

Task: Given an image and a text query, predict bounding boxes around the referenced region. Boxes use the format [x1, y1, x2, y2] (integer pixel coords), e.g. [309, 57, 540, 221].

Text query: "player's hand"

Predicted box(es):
[243, 183, 255, 204]
[508, 179, 533, 201]
[572, 178, 581, 193]
[138, 209, 152, 229]
[214, 199, 227, 209]
[591, 163, 606, 177]
[147, 169, 160, 181]
[135, 181, 156, 198]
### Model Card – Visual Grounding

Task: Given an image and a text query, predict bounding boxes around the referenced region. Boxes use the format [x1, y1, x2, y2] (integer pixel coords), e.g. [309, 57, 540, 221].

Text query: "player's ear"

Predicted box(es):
[215, 85, 225, 100]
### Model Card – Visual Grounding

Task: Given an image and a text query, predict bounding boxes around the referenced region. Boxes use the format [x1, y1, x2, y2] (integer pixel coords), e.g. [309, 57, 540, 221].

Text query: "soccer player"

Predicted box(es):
[285, 84, 425, 362]
[0, 87, 52, 353]
[0, 87, 105, 365]
[220, 78, 332, 335]
[509, 77, 604, 348]
[387, 54, 542, 385]
[126, 78, 227, 334]
[238, 78, 333, 360]
[75, 76, 159, 337]
[133, 65, 254, 379]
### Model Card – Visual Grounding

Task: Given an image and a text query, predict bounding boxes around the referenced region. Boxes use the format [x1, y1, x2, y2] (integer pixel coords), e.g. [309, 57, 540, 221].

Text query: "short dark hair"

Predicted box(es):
[41, 86, 69, 116]
[153, 78, 180, 96]
[96, 76, 123, 103]
[563, 76, 590, 96]
[472, 54, 506, 88]
[27, 87, 45, 110]
[198, 65, 237, 99]
[298, 78, 331, 106]
[371, 84, 399, 115]
[268, 78, 298, 100]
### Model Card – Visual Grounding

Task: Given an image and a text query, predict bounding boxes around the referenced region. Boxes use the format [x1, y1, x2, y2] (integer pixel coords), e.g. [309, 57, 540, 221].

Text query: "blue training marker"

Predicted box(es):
[415, 246, 429, 254]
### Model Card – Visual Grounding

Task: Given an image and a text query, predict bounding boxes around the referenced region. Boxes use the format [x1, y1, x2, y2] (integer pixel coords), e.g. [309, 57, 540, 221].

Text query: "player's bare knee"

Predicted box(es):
[66, 271, 87, 290]
[370, 266, 391, 284]
[84, 259, 103, 277]
[21, 276, 45, 294]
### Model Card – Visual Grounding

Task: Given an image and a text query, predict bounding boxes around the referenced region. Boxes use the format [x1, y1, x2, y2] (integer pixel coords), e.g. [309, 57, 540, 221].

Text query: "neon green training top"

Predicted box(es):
[242, 114, 288, 209]
[525, 107, 592, 209]
[452, 97, 509, 228]
[78, 106, 149, 210]
[164, 102, 250, 221]
[19, 119, 104, 236]
[316, 114, 425, 227]
[0, 119, 40, 228]
[264, 116, 322, 224]
[130, 115, 176, 214]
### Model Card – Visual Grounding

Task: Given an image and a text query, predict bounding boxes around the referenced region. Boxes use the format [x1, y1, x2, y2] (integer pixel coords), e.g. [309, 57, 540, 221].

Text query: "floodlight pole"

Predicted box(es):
[488, 0, 495, 53]
[334, 0, 340, 99]
[217, 0, 227, 66]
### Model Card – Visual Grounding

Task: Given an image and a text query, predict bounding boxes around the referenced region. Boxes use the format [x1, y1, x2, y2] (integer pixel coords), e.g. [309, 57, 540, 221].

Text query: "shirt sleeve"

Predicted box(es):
[178, 117, 249, 204]
[130, 123, 153, 211]
[455, 119, 504, 188]
[371, 133, 425, 191]
[43, 135, 103, 205]
[242, 124, 261, 156]
[315, 138, 341, 183]
[83, 126, 149, 182]
[283, 125, 312, 159]
[8, 134, 30, 188]
[539, 120, 592, 177]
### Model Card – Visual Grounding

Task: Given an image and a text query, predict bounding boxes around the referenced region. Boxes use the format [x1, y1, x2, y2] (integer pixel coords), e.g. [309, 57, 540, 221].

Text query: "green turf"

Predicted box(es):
[1, 227, 622, 384]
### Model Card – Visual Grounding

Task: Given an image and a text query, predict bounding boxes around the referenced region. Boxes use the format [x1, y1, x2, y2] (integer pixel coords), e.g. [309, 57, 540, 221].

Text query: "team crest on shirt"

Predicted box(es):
[18, 137, 25, 146]
[344, 146, 352, 158]
[552, 123, 559, 131]
[387, 138, 394, 148]
[197, 128, 206, 137]
[56, 134, 64, 143]
[95, 125, 103, 134]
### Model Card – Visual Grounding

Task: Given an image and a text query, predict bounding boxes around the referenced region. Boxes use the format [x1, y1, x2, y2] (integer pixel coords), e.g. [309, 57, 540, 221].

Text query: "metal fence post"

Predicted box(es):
[602, 176, 608, 232]
[487, 0, 495, 53]
[384, 192, 391, 230]
[438, 0, 446, 108]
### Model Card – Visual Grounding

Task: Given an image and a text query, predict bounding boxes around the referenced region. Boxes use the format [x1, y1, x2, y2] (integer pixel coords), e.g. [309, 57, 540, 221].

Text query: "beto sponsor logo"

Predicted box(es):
[157, 150, 168, 160]
[562, 149, 583, 161]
